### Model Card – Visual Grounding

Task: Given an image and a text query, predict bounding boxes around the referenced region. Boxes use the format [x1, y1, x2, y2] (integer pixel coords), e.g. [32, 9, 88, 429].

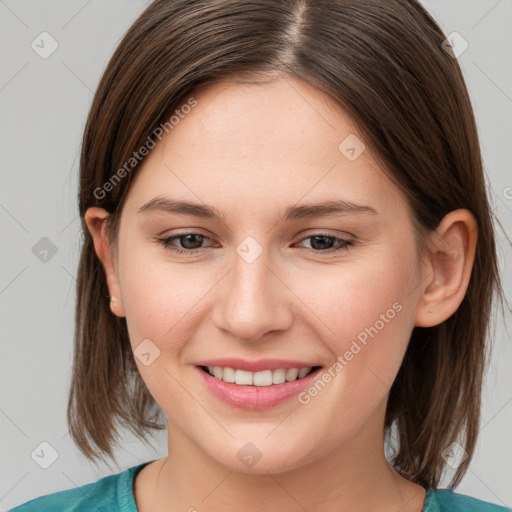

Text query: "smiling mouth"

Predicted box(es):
[199, 365, 322, 386]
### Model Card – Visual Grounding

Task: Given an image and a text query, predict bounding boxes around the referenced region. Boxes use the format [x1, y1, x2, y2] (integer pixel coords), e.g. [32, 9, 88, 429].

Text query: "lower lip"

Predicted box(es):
[196, 366, 323, 409]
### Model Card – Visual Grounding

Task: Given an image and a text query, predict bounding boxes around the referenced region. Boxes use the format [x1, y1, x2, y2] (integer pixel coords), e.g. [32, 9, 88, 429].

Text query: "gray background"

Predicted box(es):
[0, 0, 511, 510]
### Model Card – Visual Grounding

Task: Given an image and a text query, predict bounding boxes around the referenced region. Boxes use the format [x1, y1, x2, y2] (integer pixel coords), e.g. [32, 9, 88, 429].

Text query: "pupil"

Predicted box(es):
[311, 236, 332, 250]
[182, 234, 203, 249]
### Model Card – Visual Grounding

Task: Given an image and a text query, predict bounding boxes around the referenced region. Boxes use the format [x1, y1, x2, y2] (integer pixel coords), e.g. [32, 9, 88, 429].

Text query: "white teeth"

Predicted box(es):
[222, 367, 235, 383]
[206, 366, 315, 386]
[253, 370, 273, 386]
[285, 368, 299, 381]
[235, 369, 253, 385]
[272, 368, 286, 384]
[298, 368, 310, 378]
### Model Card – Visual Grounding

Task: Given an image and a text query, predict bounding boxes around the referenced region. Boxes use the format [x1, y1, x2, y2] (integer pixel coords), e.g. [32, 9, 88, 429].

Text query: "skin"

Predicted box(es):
[86, 76, 477, 512]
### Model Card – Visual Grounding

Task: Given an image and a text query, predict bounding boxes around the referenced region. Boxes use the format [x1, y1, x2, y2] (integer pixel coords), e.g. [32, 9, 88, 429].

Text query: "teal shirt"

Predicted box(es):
[8, 461, 511, 511]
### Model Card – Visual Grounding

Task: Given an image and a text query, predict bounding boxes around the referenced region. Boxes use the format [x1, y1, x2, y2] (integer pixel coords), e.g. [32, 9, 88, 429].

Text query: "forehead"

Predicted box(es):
[172, 77, 355, 162]
[124, 77, 409, 221]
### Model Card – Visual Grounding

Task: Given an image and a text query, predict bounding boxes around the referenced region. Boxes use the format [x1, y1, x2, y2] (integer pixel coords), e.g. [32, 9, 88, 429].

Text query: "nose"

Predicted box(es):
[212, 246, 293, 343]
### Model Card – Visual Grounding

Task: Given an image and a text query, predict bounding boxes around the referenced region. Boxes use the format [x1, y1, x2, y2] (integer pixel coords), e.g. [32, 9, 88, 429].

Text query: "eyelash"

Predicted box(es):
[155, 232, 354, 256]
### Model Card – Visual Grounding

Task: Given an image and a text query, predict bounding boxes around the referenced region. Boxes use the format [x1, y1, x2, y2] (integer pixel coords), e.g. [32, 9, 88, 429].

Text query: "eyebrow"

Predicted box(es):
[137, 196, 378, 221]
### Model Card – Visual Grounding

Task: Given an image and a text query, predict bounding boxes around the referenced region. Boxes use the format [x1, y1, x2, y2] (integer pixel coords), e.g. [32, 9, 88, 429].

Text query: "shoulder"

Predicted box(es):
[425, 489, 511, 512]
[7, 462, 149, 512]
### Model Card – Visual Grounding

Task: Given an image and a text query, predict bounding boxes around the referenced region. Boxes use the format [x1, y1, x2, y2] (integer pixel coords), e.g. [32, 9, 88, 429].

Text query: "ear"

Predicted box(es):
[414, 209, 477, 327]
[84, 207, 126, 318]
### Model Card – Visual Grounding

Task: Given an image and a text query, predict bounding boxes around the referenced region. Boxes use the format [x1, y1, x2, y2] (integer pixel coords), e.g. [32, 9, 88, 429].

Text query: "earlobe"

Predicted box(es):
[414, 209, 477, 327]
[109, 296, 124, 316]
[84, 207, 126, 318]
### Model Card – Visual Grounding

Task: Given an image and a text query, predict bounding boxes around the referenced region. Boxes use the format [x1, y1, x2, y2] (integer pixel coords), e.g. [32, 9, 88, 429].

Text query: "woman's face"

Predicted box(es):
[109, 76, 428, 472]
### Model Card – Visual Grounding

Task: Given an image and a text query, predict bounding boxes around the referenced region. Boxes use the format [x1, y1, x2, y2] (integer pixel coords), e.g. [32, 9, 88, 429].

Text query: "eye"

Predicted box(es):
[155, 233, 214, 256]
[295, 234, 354, 255]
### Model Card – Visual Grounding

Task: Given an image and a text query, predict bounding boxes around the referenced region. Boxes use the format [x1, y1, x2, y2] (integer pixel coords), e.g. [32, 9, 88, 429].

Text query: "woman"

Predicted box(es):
[10, 0, 509, 510]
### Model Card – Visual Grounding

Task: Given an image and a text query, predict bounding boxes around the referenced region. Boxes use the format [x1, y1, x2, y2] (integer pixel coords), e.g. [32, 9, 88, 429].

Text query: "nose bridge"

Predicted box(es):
[212, 239, 292, 341]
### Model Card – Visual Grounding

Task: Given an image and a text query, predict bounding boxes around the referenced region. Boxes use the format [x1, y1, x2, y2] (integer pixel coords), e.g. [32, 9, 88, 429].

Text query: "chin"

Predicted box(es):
[208, 439, 316, 475]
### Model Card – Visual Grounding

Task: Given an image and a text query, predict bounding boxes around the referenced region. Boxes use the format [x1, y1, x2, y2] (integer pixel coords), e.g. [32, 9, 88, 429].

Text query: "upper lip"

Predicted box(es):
[195, 358, 322, 372]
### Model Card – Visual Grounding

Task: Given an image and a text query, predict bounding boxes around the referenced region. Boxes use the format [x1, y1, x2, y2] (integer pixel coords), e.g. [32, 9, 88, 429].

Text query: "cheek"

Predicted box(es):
[303, 248, 417, 348]
[296, 245, 419, 405]
[117, 251, 209, 409]
[117, 246, 205, 350]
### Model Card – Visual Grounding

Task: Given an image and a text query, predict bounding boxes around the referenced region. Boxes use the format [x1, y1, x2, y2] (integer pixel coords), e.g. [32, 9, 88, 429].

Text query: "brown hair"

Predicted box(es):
[68, 0, 505, 488]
